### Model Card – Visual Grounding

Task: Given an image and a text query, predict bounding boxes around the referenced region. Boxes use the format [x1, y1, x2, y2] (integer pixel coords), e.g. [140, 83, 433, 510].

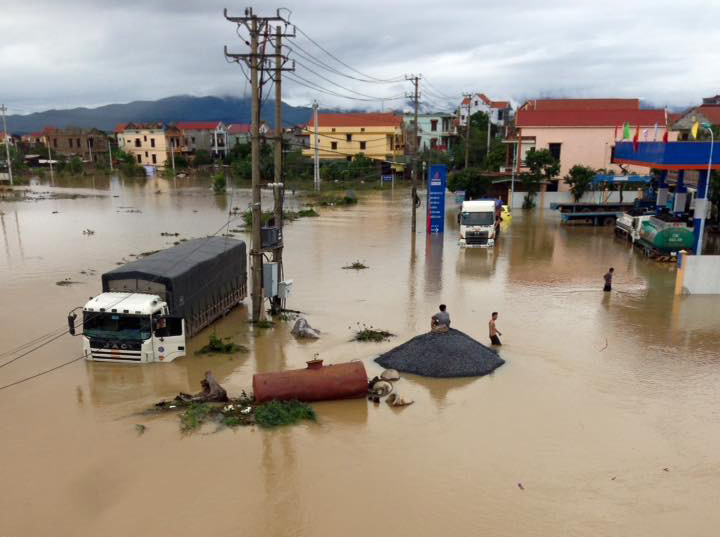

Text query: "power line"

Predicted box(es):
[293, 58, 406, 100]
[285, 72, 404, 103]
[0, 356, 85, 391]
[293, 24, 404, 84]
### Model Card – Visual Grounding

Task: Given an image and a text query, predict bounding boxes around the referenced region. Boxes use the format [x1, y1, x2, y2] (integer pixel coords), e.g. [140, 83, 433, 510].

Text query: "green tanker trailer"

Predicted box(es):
[636, 216, 694, 258]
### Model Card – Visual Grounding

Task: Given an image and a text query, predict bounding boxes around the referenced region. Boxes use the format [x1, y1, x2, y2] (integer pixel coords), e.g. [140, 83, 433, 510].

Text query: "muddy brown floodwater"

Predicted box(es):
[2, 175, 720, 537]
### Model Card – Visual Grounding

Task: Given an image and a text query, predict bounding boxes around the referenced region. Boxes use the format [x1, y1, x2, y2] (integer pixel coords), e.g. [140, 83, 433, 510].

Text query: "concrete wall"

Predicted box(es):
[508, 189, 642, 209]
[675, 254, 720, 295]
[518, 126, 678, 191]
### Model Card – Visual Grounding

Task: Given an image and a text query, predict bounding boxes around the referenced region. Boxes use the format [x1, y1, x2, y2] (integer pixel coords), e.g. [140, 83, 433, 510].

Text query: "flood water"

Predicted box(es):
[2, 175, 720, 537]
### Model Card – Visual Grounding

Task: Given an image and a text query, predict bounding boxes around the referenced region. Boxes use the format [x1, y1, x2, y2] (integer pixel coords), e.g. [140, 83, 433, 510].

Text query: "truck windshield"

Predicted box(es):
[461, 211, 494, 226]
[83, 313, 151, 340]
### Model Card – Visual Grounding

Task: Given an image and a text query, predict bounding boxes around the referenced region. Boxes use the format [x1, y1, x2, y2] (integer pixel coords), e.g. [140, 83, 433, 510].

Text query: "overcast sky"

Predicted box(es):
[1, 0, 718, 115]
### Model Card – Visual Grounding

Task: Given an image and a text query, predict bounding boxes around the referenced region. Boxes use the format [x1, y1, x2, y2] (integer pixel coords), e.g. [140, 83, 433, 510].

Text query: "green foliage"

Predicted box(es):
[564, 164, 597, 202]
[212, 173, 227, 194]
[447, 167, 492, 198]
[520, 148, 560, 207]
[254, 320, 275, 329]
[452, 111, 492, 169]
[67, 156, 84, 175]
[353, 323, 394, 342]
[342, 260, 369, 269]
[196, 333, 247, 354]
[484, 139, 507, 172]
[193, 149, 213, 167]
[297, 208, 319, 217]
[254, 400, 316, 428]
[180, 402, 213, 432]
[115, 150, 146, 176]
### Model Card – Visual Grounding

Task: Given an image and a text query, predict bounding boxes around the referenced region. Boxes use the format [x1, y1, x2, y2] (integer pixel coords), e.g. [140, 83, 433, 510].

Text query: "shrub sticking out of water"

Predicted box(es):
[297, 208, 319, 217]
[212, 173, 227, 194]
[196, 333, 248, 354]
[254, 400, 316, 428]
[180, 402, 214, 432]
[342, 260, 369, 270]
[353, 323, 394, 342]
[253, 320, 275, 329]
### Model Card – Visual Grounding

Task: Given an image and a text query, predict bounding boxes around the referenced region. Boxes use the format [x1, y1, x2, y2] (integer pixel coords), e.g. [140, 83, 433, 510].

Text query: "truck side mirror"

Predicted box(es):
[67, 313, 77, 336]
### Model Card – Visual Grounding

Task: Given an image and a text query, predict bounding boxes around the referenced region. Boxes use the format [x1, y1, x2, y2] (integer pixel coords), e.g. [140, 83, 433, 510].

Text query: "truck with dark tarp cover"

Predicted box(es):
[72, 237, 247, 363]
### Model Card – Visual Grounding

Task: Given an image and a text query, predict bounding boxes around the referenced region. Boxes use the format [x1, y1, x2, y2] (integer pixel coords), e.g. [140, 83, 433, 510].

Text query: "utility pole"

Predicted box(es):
[170, 138, 176, 176]
[107, 138, 114, 171]
[1, 104, 13, 186]
[406, 74, 421, 232]
[87, 136, 93, 163]
[486, 117, 491, 158]
[225, 7, 291, 323]
[313, 100, 320, 191]
[48, 143, 54, 185]
[463, 93, 472, 169]
[270, 23, 295, 313]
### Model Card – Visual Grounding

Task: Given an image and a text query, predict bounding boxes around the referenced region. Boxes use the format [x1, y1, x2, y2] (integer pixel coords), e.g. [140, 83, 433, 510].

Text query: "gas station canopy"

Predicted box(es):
[613, 141, 719, 170]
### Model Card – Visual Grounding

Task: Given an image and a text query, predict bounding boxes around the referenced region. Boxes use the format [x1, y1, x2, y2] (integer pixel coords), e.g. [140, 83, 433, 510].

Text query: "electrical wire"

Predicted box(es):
[293, 24, 404, 84]
[0, 355, 86, 391]
[285, 72, 405, 103]
[294, 59, 405, 101]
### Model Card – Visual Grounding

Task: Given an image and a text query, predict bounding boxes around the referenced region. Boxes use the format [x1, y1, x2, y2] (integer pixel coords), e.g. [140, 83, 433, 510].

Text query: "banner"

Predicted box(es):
[426, 164, 447, 233]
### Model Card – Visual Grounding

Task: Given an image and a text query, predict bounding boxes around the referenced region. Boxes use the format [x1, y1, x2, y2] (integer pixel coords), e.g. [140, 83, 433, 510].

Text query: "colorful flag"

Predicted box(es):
[614, 124, 619, 140]
[662, 130, 669, 143]
[653, 123, 658, 141]
[643, 129, 649, 141]
[633, 124, 640, 151]
[691, 120, 700, 139]
[623, 122, 631, 139]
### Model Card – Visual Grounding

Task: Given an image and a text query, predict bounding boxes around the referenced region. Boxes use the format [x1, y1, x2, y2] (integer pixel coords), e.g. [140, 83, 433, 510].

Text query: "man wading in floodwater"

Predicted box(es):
[603, 267, 614, 292]
[431, 304, 450, 333]
[489, 312, 502, 346]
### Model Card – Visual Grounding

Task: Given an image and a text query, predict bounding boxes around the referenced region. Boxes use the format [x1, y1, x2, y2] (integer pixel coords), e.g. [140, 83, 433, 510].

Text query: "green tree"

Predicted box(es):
[447, 167, 492, 199]
[520, 148, 560, 208]
[193, 149, 212, 167]
[451, 112, 491, 169]
[67, 156, 84, 175]
[212, 173, 227, 193]
[564, 164, 596, 202]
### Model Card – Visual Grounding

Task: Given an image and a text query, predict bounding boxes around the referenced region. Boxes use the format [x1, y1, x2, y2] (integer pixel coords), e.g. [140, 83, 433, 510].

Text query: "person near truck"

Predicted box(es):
[603, 267, 614, 292]
[431, 304, 450, 332]
[489, 312, 502, 346]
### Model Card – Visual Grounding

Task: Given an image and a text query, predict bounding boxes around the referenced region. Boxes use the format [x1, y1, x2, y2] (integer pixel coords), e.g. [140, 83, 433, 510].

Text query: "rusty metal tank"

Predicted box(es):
[253, 360, 368, 403]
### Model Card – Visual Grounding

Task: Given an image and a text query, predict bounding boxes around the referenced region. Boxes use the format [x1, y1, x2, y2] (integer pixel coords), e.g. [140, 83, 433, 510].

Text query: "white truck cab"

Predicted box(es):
[80, 292, 186, 363]
[459, 200, 497, 248]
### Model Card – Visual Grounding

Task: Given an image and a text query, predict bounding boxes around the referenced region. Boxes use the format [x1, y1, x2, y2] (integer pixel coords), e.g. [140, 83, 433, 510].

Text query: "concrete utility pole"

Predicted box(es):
[463, 94, 472, 169]
[1, 104, 13, 185]
[87, 136, 93, 163]
[313, 100, 320, 191]
[225, 7, 291, 323]
[48, 144, 54, 185]
[170, 138, 176, 176]
[107, 138, 114, 171]
[486, 116, 491, 158]
[406, 74, 421, 232]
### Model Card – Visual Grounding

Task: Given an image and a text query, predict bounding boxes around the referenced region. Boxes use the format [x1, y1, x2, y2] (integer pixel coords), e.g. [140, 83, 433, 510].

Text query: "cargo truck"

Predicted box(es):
[69, 237, 247, 363]
[458, 200, 498, 247]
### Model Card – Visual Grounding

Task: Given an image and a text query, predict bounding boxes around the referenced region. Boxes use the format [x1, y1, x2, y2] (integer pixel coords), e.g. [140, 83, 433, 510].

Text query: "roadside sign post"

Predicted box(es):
[426, 164, 447, 233]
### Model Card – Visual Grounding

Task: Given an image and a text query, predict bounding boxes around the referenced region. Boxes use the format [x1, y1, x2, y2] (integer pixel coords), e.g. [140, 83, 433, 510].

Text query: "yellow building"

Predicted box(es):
[302, 113, 404, 163]
[117, 122, 180, 168]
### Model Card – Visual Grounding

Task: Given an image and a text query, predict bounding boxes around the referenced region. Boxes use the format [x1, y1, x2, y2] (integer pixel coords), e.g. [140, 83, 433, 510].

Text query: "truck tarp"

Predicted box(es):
[101, 237, 246, 320]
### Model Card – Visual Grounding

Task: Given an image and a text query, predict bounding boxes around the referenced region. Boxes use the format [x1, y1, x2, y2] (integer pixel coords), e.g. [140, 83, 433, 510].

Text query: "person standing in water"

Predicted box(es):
[603, 267, 614, 292]
[489, 312, 502, 346]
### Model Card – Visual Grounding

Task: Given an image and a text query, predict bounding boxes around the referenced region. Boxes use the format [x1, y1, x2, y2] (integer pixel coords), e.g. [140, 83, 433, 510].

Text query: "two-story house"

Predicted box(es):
[403, 112, 456, 152]
[302, 113, 404, 163]
[119, 122, 174, 168]
[45, 127, 109, 162]
[458, 93, 513, 127]
[175, 121, 227, 158]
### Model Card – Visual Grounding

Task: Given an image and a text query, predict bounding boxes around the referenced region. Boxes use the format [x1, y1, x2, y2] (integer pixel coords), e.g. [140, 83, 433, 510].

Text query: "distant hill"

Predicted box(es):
[4, 95, 321, 134]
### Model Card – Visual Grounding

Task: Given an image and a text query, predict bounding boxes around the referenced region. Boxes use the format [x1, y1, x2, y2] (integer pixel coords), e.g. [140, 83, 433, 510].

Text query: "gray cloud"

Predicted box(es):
[1, 0, 717, 114]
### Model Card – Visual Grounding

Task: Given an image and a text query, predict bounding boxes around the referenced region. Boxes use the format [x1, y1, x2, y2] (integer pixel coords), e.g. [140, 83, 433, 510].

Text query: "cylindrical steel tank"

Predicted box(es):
[253, 360, 368, 403]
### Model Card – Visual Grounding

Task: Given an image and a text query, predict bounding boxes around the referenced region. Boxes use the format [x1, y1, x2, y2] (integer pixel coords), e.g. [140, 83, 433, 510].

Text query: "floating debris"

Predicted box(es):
[196, 333, 248, 355]
[386, 393, 413, 407]
[291, 318, 320, 339]
[135, 424, 147, 435]
[82, 229, 95, 235]
[56, 279, 82, 286]
[353, 324, 393, 342]
[375, 328, 505, 378]
[343, 260, 369, 270]
[380, 369, 400, 381]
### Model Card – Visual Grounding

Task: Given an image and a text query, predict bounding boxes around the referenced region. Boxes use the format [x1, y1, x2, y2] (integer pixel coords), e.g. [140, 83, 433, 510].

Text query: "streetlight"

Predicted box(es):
[696, 122, 714, 254]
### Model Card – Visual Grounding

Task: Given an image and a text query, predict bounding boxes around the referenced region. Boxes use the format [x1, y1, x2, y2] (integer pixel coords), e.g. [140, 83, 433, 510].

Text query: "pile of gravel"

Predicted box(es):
[374, 329, 505, 378]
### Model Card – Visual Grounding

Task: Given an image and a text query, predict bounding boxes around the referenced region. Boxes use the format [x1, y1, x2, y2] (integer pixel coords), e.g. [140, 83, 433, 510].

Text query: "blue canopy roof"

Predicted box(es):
[592, 174, 651, 184]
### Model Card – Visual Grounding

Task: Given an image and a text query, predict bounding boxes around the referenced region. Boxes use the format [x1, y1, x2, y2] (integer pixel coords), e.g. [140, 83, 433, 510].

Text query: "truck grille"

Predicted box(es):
[89, 338, 143, 361]
[90, 349, 142, 361]
[466, 231, 489, 245]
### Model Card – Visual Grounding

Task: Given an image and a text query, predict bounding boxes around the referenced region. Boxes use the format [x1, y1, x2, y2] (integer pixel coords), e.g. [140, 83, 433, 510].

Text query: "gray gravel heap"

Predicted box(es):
[374, 328, 505, 378]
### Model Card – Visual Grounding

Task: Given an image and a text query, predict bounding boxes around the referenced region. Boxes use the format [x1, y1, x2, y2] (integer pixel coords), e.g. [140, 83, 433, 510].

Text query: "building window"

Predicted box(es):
[135, 138, 141, 148]
[136, 154, 142, 163]
[497, 110, 504, 121]
[152, 154, 157, 164]
[474, 101, 478, 106]
[150, 138, 155, 148]
[331, 141, 338, 150]
[346, 156, 352, 161]
[431, 138, 438, 149]
[461, 115, 465, 121]
[145, 151, 148, 157]
[89, 138, 94, 148]
[69, 139, 73, 148]
[360, 128, 365, 132]
[548, 143, 562, 161]
[360, 141, 366, 150]
[191, 137, 196, 144]
[430, 120, 438, 132]
[53, 138, 57, 148]
[77, 138, 81, 147]
[331, 128, 336, 133]
[346, 134, 352, 142]
[143, 135, 147, 142]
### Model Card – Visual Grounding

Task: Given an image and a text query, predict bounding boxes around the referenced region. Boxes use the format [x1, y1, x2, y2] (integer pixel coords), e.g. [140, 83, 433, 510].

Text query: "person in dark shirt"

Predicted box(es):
[603, 267, 614, 292]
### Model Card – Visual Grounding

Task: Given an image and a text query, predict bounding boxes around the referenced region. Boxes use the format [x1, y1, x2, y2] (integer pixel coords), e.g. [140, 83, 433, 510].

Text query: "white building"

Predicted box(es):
[458, 93, 512, 127]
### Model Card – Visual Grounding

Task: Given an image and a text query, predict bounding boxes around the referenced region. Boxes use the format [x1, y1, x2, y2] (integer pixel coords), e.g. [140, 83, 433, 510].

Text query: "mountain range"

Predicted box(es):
[3, 95, 338, 134]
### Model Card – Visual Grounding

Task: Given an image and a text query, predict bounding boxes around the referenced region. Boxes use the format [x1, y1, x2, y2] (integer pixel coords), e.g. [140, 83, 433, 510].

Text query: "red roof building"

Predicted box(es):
[307, 113, 402, 128]
[458, 92, 513, 127]
[506, 98, 674, 191]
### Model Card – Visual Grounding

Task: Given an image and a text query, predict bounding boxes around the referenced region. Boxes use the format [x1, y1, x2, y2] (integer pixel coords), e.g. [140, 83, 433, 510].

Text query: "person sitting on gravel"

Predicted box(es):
[431, 304, 451, 333]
